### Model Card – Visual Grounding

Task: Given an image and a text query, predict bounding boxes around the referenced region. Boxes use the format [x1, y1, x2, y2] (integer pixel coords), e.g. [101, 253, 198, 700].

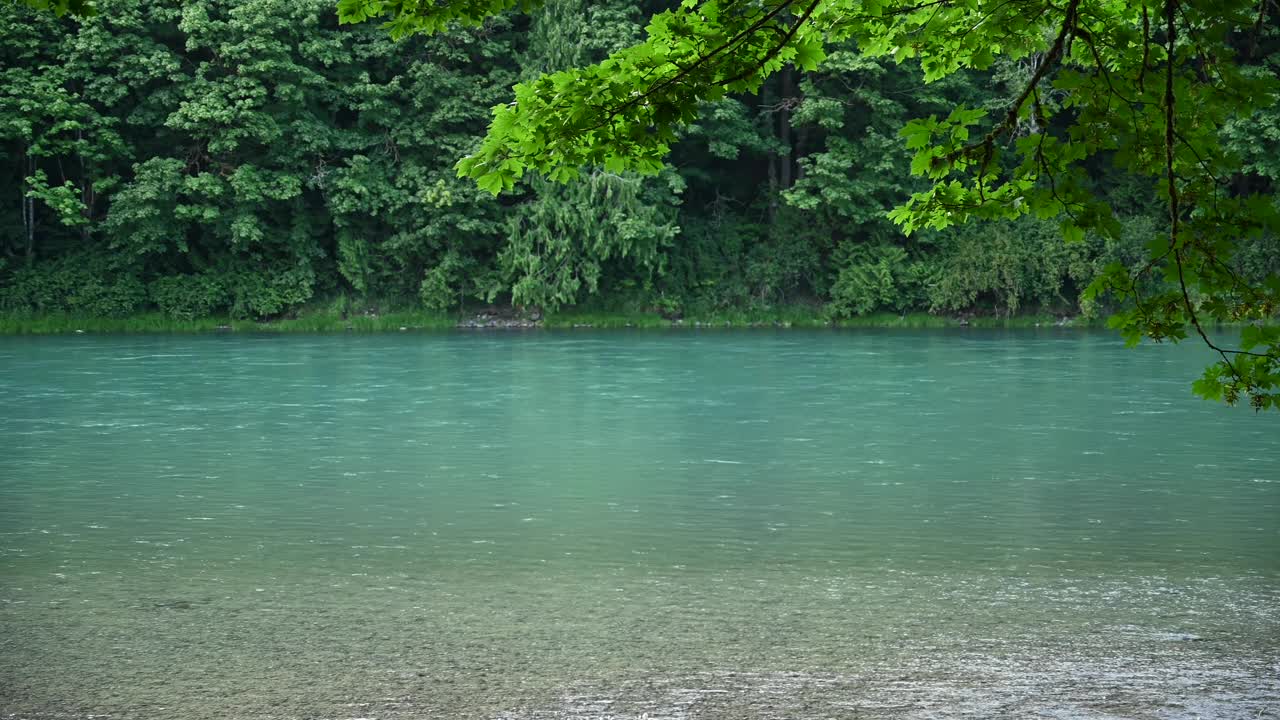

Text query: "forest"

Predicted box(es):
[2, 0, 1278, 324]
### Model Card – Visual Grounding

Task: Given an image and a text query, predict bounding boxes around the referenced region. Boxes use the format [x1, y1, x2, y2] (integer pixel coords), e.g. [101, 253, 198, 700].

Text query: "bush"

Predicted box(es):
[149, 274, 229, 320]
[928, 217, 1080, 316]
[926, 215, 1159, 317]
[226, 264, 317, 319]
[0, 253, 145, 317]
[826, 242, 933, 317]
[419, 250, 463, 312]
[744, 224, 824, 305]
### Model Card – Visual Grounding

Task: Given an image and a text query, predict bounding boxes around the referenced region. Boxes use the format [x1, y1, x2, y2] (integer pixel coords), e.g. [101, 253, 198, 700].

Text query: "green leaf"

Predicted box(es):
[1059, 221, 1085, 244]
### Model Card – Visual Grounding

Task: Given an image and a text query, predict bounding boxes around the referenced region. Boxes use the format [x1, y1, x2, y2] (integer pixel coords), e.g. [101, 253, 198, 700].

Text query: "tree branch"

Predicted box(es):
[949, 0, 1080, 163]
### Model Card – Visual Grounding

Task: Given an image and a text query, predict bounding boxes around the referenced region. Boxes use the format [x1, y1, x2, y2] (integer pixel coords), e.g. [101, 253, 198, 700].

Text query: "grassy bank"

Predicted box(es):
[0, 306, 1104, 335]
[0, 310, 458, 335]
[542, 307, 1100, 329]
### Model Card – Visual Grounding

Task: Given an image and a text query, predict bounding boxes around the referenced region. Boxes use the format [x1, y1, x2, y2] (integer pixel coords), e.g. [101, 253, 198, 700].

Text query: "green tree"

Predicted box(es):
[1, 1, 141, 316]
[501, 0, 682, 311]
[2, 0, 526, 318]
[317, 15, 521, 312]
[8, 0, 93, 17]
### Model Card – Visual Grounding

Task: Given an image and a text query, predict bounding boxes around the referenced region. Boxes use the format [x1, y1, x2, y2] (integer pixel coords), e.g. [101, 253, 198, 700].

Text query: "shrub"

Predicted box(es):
[149, 274, 228, 320]
[0, 253, 145, 317]
[226, 264, 317, 319]
[827, 242, 933, 316]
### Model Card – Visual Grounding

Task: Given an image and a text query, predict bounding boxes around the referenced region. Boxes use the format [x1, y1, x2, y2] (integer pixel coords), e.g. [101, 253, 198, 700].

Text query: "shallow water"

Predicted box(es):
[1, 330, 1277, 719]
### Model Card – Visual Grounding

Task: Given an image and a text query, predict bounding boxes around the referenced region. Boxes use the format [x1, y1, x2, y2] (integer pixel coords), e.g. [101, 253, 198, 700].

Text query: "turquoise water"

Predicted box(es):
[1, 331, 1277, 719]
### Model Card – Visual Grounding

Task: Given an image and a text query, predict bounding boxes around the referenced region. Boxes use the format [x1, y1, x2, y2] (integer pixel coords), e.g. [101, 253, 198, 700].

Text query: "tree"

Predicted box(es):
[338, 0, 1280, 410]
[9, 0, 93, 17]
[2, 0, 527, 318]
[500, 0, 682, 311]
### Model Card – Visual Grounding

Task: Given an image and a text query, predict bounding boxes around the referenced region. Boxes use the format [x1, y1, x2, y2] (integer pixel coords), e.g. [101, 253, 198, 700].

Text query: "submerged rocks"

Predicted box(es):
[457, 306, 540, 329]
[457, 316, 540, 329]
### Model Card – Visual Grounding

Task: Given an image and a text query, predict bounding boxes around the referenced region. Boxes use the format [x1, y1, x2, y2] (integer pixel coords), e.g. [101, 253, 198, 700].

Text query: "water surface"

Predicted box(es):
[1, 331, 1277, 719]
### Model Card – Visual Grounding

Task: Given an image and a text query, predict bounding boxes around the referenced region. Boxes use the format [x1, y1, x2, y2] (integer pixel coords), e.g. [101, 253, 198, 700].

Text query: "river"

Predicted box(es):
[1, 331, 1277, 718]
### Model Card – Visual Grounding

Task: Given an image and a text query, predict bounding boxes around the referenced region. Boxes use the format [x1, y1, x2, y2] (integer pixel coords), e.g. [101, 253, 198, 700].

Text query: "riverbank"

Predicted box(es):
[0, 307, 1098, 334]
[0, 311, 458, 335]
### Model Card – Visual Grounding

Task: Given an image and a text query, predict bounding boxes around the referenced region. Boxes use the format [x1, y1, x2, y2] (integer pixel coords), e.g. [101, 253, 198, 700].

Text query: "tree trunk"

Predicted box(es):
[23, 149, 35, 261]
[79, 128, 93, 241]
[779, 65, 794, 190]
[763, 77, 779, 225]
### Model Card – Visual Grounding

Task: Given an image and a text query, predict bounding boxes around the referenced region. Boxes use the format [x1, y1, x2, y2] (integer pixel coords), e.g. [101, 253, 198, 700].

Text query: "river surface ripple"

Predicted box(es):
[1, 331, 1277, 719]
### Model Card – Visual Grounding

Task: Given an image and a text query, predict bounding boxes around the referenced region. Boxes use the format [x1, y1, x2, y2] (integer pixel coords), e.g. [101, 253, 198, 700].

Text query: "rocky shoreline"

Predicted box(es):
[452, 308, 1084, 331]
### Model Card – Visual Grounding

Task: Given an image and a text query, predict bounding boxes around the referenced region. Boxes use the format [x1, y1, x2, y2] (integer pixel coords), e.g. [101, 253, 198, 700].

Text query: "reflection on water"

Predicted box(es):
[1, 331, 1277, 719]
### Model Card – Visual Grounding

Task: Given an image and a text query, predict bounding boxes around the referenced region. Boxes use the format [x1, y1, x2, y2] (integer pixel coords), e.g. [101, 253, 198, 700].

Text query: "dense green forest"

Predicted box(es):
[2, 0, 1277, 323]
